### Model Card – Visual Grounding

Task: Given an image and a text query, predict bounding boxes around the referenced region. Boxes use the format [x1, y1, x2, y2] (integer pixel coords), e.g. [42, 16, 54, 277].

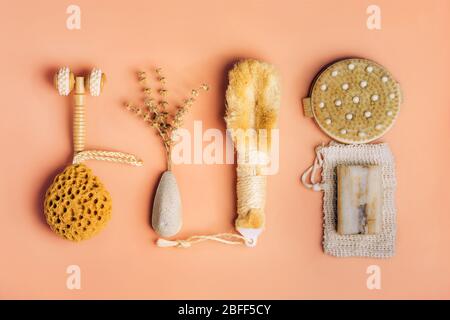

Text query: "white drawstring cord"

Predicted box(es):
[156, 233, 250, 248]
[301, 144, 324, 191]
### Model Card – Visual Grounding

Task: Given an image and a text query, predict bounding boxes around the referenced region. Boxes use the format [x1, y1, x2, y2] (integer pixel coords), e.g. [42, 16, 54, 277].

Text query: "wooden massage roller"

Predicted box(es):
[43, 67, 142, 241]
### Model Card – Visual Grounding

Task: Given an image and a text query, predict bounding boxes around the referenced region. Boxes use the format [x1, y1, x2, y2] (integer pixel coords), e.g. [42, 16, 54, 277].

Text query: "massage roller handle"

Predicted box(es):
[73, 77, 86, 153]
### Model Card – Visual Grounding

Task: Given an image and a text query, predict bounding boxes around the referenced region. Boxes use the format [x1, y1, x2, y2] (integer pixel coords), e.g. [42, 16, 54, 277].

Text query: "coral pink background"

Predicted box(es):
[1, 0, 449, 299]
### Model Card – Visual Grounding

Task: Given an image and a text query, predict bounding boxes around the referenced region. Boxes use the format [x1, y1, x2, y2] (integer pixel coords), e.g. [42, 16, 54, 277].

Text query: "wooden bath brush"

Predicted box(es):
[44, 67, 142, 241]
[157, 59, 280, 248]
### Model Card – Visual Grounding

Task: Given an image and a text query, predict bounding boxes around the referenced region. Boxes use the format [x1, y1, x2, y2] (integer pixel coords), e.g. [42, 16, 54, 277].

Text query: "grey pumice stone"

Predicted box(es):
[152, 170, 182, 237]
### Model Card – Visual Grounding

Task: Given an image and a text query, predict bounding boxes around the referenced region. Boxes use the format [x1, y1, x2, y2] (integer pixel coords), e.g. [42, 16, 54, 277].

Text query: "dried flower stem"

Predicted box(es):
[125, 68, 209, 171]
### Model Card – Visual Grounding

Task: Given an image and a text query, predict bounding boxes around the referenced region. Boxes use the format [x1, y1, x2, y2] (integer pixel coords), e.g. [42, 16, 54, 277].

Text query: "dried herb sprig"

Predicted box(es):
[125, 68, 209, 170]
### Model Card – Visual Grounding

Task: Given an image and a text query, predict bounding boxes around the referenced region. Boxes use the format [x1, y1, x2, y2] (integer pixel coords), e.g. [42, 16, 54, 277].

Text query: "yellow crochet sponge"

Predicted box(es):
[44, 164, 112, 241]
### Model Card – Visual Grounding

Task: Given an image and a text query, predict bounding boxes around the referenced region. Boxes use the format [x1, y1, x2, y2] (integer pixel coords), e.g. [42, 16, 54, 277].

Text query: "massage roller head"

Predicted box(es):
[54, 67, 106, 96]
[53, 67, 106, 153]
[54, 67, 75, 96]
[86, 68, 106, 96]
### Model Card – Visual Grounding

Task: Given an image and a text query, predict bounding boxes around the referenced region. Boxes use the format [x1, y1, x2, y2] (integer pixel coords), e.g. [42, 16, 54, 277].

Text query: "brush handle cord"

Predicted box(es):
[156, 163, 267, 248]
[156, 233, 251, 248]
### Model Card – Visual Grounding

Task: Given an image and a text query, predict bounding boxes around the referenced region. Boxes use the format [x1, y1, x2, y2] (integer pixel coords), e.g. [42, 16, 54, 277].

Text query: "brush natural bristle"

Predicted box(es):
[225, 59, 280, 149]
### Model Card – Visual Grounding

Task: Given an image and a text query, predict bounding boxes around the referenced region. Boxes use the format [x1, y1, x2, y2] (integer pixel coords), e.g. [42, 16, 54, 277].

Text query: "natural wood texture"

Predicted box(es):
[73, 77, 86, 152]
[302, 98, 313, 118]
[54, 69, 106, 154]
[337, 165, 382, 235]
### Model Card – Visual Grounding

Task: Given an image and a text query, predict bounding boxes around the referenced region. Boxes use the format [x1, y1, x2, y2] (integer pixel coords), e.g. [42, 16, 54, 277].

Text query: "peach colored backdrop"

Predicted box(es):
[1, 0, 449, 299]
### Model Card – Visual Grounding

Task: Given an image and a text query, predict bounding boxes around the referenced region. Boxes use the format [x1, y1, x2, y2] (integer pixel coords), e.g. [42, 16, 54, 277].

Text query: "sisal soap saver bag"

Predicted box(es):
[302, 142, 396, 258]
[301, 58, 402, 258]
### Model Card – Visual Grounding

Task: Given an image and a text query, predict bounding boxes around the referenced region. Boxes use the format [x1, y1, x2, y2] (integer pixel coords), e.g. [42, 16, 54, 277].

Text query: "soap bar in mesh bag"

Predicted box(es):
[337, 165, 382, 235]
[303, 142, 397, 258]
